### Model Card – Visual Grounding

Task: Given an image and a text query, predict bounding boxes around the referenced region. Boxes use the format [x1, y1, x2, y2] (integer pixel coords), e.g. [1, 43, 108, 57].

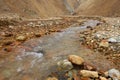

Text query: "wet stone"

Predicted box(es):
[57, 59, 73, 71]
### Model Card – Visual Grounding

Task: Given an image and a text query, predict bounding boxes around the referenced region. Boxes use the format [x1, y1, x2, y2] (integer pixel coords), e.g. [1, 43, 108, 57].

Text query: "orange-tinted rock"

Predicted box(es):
[80, 70, 99, 78]
[68, 55, 84, 65]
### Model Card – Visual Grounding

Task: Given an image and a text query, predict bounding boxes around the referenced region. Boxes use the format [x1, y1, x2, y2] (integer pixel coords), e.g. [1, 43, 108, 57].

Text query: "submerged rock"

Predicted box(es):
[57, 59, 73, 71]
[68, 55, 84, 65]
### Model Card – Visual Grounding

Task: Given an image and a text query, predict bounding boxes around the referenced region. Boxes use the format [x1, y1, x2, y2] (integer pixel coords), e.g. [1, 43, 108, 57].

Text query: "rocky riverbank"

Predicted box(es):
[46, 55, 120, 80]
[79, 17, 120, 68]
[0, 17, 78, 59]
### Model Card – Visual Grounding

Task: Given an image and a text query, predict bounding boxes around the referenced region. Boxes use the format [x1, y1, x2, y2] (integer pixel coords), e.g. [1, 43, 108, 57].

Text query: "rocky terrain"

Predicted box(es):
[0, 16, 119, 80]
[46, 55, 120, 80]
[79, 17, 120, 68]
[0, 0, 120, 80]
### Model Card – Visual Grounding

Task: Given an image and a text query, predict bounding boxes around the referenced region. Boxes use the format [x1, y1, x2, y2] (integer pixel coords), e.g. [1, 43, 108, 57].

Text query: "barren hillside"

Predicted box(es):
[76, 0, 120, 17]
[1, 0, 120, 18]
[0, 0, 80, 19]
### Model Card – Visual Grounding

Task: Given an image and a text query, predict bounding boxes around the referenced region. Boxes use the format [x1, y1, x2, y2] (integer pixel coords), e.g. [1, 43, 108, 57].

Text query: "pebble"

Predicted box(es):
[35, 33, 41, 37]
[16, 35, 26, 41]
[68, 55, 84, 65]
[80, 70, 99, 78]
[104, 71, 109, 77]
[9, 25, 14, 29]
[99, 40, 109, 47]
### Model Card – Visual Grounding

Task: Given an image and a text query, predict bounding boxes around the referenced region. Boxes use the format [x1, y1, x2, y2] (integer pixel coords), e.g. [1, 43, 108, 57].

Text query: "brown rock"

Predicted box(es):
[68, 55, 84, 65]
[80, 70, 99, 78]
[35, 33, 41, 37]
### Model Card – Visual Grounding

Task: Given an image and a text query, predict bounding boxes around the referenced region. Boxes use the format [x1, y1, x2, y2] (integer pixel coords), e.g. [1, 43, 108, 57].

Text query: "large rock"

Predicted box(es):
[68, 55, 84, 65]
[108, 68, 120, 80]
[80, 70, 99, 78]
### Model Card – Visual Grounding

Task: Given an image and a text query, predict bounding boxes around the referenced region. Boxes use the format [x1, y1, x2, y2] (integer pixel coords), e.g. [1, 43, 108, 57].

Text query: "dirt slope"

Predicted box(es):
[0, 0, 80, 19]
[76, 0, 120, 17]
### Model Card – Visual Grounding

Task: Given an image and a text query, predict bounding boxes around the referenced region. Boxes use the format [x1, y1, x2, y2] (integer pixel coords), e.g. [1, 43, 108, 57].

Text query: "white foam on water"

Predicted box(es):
[16, 52, 43, 61]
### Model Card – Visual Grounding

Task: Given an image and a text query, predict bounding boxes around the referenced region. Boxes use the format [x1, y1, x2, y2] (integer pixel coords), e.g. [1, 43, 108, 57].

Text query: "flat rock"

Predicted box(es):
[80, 70, 99, 78]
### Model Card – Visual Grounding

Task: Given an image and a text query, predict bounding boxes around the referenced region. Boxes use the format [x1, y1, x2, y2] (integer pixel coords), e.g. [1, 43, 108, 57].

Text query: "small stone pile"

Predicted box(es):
[79, 22, 120, 68]
[46, 55, 120, 80]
